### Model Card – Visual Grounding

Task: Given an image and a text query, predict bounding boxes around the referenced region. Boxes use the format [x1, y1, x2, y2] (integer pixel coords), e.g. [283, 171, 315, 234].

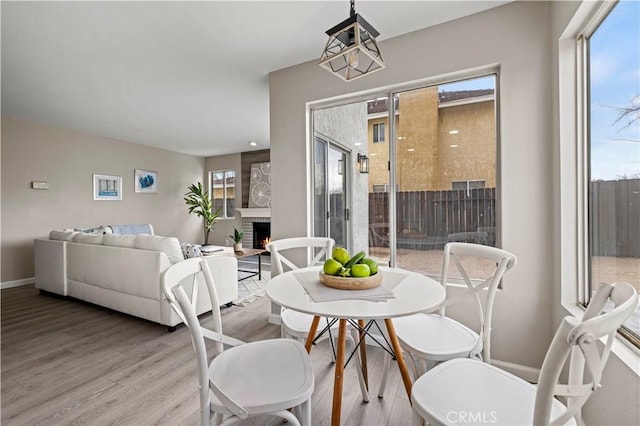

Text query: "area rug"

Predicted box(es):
[233, 258, 270, 307]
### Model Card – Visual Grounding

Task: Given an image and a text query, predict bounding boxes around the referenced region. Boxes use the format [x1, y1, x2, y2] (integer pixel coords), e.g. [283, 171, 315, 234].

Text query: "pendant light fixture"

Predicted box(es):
[319, 0, 385, 82]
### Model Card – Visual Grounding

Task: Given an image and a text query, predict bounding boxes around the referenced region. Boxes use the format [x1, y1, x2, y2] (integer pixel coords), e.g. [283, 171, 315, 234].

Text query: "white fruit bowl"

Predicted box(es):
[319, 272, 383, 290]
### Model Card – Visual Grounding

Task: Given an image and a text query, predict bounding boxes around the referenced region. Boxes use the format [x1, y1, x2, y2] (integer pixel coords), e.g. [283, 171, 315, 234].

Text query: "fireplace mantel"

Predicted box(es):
[236, 208, 271, 218]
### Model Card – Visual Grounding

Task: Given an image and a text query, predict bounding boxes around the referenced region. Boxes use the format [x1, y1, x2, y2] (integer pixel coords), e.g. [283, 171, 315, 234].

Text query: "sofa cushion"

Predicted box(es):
[180, 242, 203, 259]
[49, 230, 78, 241]
[103, 234, 137, 248]
[72, 233, 104, 245]
[134, 235, 183, 264]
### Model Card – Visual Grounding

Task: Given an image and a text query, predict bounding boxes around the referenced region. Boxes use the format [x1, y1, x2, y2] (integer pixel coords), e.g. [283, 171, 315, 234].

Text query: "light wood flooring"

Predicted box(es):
[1, 285, 414, 425]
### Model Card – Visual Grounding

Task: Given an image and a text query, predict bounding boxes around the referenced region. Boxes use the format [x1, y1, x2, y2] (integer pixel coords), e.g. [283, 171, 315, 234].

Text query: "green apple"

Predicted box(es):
[323, 259, 343, 276]
[332, 247, 351, 265]
[361, 258, 379, 275]
[351, 264, 371, 278]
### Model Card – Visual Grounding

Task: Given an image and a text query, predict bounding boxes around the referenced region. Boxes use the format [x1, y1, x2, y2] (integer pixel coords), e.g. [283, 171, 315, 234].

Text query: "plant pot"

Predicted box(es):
[233, 242, 243, 252]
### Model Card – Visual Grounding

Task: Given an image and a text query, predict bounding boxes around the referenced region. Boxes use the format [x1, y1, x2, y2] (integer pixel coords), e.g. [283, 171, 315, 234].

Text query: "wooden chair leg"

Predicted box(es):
[331, 319, 348, 426]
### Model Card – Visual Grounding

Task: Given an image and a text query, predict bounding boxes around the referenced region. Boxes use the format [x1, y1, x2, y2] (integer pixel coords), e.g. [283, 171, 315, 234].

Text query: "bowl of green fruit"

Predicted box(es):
[320, 247, 382, 290]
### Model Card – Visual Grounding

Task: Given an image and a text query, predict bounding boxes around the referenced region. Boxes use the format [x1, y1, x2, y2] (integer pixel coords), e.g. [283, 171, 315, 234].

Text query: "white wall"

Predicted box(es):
[1, 116, 205, 283]
[271, 0, 554, 368]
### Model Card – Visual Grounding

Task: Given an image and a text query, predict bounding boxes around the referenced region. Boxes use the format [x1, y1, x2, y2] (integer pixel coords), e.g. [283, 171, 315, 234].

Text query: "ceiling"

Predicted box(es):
[1, 1, 511, 157]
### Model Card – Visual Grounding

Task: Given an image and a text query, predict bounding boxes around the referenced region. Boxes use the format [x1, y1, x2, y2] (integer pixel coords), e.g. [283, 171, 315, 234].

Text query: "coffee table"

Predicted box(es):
[203, 246, 267, 281]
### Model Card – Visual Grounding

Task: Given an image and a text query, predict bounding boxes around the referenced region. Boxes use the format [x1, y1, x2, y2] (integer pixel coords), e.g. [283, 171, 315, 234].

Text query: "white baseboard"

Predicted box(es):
[1, 277, 35, 289]
[491, 359, 541, 383]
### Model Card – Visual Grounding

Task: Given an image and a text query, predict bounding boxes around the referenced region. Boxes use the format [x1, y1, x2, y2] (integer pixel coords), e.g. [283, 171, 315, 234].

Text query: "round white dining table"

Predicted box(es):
[266, 266, 445, 426]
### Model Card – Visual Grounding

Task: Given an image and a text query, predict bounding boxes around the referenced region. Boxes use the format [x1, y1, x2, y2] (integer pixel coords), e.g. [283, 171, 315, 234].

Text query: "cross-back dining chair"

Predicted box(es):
[266, 237, 369, 401]
[162, 257, 314, 426]
[379, 242, 517, 397]
[411, 281, 638, 425]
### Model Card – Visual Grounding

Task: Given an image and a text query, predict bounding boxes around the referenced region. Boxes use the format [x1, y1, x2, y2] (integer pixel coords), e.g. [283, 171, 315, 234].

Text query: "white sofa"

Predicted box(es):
[34, 229, 238, 330]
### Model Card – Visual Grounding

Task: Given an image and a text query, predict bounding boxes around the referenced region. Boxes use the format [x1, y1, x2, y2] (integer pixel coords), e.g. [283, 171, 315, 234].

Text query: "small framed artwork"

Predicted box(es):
[134, 169, 158, 193]
[93, 174, 122, 200]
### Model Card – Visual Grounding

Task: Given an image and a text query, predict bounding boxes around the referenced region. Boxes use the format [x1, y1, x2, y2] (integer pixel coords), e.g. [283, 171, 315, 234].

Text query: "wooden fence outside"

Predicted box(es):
[368, 188, 496, 249]
[366, 179, 639, 257]
[590, 179, 640, 257]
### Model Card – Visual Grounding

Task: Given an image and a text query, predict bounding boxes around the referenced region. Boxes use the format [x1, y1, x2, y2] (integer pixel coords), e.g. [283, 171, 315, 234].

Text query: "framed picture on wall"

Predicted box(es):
[134, 169, 158, 193]
[93, 174, 122, 200]
[248, 162, 271, 208]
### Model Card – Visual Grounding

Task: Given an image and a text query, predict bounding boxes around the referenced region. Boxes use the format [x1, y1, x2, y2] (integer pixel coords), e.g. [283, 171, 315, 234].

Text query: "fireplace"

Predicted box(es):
[253, 222, 271, 249]
[238, 209, 271, 250]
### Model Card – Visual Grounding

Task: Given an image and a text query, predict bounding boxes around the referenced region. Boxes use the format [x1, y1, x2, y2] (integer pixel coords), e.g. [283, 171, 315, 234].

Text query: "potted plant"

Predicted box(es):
[184, 181, 219, 246]
[229, 226, 244, 252]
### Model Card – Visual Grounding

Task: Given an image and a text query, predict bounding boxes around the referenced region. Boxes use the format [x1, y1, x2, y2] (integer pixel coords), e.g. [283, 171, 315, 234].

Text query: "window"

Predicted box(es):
[372, 184, 400, 193]
[210, 170, 236, 218]
[582, 0, 639, 346]
[373, 122, 385, 143]
[452, 180, 486, 193]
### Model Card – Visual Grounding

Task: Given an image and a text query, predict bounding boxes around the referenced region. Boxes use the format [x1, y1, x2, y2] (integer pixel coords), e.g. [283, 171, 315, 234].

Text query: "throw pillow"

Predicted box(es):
[181, 243, 203, 259]
[71, 233, 104, 245]
[74, 225, 113, 235]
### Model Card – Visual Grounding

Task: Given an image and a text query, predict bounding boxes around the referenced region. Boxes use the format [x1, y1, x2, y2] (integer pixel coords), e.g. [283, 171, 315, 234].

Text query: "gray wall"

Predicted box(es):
[271, 0, 554, 369]
[241, 149, 270, 209]
[269, 2, 639, 425]
[1, 116, 205, 283]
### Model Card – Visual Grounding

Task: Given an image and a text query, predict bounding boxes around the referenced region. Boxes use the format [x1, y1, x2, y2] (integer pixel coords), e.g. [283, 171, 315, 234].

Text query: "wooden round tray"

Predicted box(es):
[319, 271, 383, 290]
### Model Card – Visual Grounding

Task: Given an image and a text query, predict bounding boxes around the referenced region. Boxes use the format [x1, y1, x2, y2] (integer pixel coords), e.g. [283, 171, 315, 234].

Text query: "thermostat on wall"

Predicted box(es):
[31, 181, 48, 190]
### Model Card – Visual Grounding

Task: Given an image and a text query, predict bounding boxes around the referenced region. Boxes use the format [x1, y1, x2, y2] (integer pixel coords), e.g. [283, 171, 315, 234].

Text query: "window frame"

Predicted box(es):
[575, 0, 639, 348]
[373, 122, 385, 143]
[209, 169, 236, 219]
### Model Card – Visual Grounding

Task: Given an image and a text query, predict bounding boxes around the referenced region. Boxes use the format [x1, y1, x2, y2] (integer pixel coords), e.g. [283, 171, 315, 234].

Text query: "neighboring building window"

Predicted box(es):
[210, 170, 236, 218]
[452, 180, 485, 192]
[373, 123, 385, 143]
[583, 1, 639, 345]
[372, 184, 400, 193]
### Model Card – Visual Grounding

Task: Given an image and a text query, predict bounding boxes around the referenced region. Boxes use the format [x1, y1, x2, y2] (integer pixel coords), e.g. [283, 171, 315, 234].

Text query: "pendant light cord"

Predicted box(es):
[350, 0, 356, 17]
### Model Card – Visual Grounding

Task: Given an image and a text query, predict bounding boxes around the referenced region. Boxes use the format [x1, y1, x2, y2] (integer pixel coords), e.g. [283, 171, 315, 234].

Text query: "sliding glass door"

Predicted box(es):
[312, 73, 498, 276]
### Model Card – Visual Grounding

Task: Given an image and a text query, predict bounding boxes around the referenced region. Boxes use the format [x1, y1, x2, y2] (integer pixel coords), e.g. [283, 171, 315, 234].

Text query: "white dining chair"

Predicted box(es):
[411, 281, 638, 425]
[378, 242, 517, 397]
[162, 257, 314, 426]
[266, 237, 369, 401]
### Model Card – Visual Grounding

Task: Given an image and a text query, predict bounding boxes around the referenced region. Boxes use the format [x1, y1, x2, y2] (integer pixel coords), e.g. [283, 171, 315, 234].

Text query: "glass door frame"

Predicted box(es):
[311, 131, 353, 251]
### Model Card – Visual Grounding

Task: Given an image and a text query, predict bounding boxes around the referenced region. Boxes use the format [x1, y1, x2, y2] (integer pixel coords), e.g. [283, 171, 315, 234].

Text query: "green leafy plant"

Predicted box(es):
[184, 182, 219, 245]
[229, 226, 244, 243]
